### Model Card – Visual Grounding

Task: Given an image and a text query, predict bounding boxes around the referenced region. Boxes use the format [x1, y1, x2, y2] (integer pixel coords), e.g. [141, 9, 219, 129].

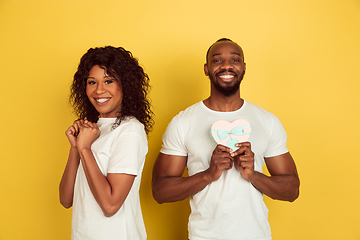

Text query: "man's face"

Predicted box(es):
[204, 41, 246, 96]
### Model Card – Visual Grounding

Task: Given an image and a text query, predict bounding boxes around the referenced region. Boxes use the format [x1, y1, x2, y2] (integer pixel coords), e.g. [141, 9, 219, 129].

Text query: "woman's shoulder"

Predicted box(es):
[118, 117, 146, 135]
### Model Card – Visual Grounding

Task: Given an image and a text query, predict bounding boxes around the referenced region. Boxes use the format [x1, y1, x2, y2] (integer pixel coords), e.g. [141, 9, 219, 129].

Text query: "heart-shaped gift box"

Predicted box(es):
[210, 119, 251, 151]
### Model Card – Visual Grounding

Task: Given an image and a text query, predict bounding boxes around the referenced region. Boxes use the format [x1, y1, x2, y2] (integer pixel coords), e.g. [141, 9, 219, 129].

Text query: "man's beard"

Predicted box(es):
[209, 70, 245, 97]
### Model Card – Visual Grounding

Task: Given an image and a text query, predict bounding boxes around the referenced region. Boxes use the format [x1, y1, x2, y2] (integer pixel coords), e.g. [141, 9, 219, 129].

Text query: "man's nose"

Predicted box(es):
[220, 60, 233, 70]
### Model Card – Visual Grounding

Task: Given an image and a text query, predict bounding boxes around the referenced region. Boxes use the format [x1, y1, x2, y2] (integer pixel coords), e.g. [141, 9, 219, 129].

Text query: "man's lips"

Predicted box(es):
[217, 72, 237, 82]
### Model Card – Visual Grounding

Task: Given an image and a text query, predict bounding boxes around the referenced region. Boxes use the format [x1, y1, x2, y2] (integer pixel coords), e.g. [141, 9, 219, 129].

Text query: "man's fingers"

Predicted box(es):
[238, 159, 251, 168]
[235, 142, 251, 148]
[214, 160, 233, 171]
[215, 144, 233, 153]
[232, 142, 253, 157]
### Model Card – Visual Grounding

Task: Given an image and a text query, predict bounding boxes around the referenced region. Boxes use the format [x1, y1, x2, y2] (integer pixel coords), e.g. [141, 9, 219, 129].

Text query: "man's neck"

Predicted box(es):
[203, 91, 244, 112]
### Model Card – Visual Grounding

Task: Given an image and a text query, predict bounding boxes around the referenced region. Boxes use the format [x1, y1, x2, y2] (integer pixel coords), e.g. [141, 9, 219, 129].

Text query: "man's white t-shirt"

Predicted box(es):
[161, 100, 288, 240]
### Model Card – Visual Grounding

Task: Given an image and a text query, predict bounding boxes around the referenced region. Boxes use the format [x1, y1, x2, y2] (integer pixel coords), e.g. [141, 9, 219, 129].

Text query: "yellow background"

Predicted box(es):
[1, 0, 359, 239]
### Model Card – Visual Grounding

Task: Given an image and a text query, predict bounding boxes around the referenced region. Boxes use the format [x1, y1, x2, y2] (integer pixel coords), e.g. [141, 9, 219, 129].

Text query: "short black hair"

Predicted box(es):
[206, 38, 234, 63]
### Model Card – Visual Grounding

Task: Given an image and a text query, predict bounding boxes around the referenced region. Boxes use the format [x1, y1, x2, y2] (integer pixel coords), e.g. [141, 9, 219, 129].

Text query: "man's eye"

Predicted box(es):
[232, 59, 239, 63]
[213, 59, 221, 63]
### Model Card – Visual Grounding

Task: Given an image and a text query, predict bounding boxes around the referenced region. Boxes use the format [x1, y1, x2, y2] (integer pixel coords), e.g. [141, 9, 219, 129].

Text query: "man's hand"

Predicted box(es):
[231, 142, 300, 202]
[204, 144, 234, 181]
[232, 142, 255, 181]
[152, 145, 234, 204]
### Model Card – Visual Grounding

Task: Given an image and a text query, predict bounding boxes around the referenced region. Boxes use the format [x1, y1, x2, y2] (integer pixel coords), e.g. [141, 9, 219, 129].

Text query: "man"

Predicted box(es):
[152, 38, 300, 240]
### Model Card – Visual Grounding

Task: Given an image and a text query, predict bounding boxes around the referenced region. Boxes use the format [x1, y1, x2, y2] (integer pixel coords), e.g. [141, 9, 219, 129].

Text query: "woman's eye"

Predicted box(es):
[105, 79, 114, 84]
[87, 81, 96, 85]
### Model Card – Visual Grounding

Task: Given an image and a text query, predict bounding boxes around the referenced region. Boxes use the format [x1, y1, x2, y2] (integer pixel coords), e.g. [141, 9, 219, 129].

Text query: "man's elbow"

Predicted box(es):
[152, 179, 164, 204]
[288, 176, 300, 202]
[273, 175, 300, 202]
[288, 188, 300, 202]
[152, 189, 166, 204]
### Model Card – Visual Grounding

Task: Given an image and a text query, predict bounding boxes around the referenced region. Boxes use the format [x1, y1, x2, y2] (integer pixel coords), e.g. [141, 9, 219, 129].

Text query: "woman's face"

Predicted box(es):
[86, 65, 123, 118]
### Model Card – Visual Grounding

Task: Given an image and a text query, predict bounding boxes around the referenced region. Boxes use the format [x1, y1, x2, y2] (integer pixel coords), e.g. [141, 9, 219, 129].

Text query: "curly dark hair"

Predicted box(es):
[70, 46, 154, 135]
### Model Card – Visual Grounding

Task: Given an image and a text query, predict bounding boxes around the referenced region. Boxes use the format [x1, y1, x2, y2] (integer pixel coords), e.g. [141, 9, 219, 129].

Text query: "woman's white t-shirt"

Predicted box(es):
[72, 117, 147, 240]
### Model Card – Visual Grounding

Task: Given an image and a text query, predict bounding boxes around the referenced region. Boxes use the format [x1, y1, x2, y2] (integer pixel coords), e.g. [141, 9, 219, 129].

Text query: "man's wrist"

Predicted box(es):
[201, 169, 215, 183]
[247, 170, 261, 184]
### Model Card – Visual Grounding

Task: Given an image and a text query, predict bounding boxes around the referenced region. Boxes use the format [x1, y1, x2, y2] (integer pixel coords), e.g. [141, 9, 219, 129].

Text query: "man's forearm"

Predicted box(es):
[249, 171, 300, 202]
[152, 171, 212, 204]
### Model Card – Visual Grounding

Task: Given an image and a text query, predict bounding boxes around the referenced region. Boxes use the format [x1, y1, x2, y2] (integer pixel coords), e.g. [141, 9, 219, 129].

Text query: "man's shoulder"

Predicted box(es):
[244, 100, 278, 119]
[164, 101, 205, 131]
[175, 101, 204, 118]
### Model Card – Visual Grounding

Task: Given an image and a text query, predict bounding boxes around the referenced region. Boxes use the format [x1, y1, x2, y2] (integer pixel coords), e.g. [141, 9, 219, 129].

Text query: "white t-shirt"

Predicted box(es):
[161, 100, 288, 240]
[72, 117, 147, 240]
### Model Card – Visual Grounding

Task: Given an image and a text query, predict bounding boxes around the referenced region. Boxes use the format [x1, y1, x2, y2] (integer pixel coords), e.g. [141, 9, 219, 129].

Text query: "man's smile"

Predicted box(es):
[217, 71, 237, 82]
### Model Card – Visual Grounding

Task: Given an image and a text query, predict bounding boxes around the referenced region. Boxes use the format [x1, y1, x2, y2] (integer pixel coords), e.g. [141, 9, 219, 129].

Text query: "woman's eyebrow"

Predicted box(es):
[87, 76, 114, 79]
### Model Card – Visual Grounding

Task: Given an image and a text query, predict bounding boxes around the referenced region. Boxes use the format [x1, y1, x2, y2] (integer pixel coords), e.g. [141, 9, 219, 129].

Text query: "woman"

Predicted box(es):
[59, 46, 154, 240]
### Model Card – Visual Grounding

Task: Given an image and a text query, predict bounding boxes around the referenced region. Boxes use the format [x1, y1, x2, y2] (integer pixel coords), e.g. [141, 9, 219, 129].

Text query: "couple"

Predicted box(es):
[60, 38, 300, 240]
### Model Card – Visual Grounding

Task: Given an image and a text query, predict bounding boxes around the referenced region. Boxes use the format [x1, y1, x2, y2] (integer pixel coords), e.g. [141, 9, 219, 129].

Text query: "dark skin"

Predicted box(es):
[152, 40, 299, 204]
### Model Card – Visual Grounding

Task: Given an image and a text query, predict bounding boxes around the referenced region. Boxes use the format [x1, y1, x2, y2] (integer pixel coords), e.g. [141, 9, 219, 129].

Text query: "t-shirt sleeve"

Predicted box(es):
[264, 114, 289, 158]
[108, 127, 147, 176]
[160, 115, 188, 156]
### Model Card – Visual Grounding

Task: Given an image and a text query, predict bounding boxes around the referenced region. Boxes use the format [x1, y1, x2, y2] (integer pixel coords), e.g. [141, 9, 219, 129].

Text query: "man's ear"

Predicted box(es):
[204, 63, 209, 76]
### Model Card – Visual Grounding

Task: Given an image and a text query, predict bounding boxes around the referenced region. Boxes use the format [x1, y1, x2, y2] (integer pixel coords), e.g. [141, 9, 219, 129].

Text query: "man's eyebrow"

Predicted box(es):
[211, 52, 241, 57]
[212, 53, 222, 58]
[231, 52, 241, 56]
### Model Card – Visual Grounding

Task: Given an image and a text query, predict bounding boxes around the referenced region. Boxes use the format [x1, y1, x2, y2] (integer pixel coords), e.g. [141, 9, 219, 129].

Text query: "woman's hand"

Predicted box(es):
[65, 119, 84, 148]
[76, 119, 100, 150]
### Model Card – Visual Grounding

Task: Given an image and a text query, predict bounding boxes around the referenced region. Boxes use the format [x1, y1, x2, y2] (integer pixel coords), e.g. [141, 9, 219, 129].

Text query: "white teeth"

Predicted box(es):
[219, 75, 234, 79]
[96, 98, 110, 103]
